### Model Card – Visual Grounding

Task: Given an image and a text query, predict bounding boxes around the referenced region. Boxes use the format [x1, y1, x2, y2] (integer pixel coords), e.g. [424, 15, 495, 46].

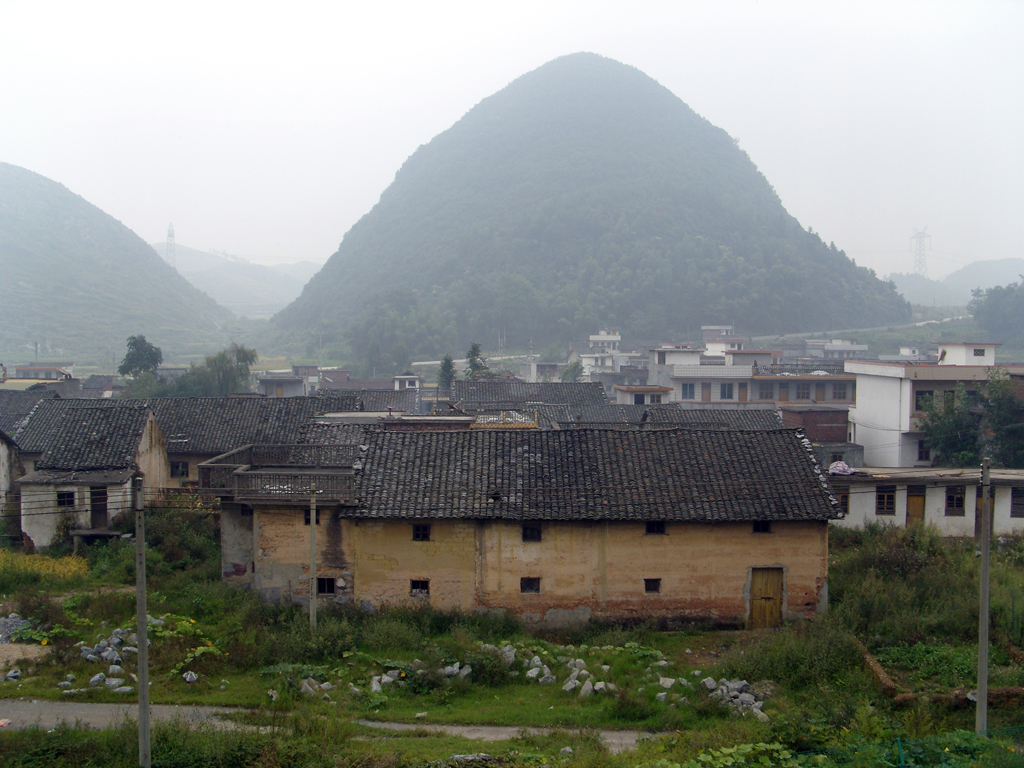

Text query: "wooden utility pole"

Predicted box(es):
[977, 458, 991, 735]
[134, 477, 151, 767]
[309, 481, 317, 632]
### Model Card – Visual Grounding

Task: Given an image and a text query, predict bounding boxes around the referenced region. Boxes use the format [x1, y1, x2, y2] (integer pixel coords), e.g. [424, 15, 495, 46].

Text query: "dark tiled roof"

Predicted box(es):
[0, 389, 59, 437]
[534, 404, 651, 428]
[352, 428, 840, 522]
[452, 381, 607, 412]
[300, 422, 374, 447]
[36, 405, 150, 471]
[14, 395, 358, 457]
[645, 407, 783, 430]
[352, 389, 418, 413]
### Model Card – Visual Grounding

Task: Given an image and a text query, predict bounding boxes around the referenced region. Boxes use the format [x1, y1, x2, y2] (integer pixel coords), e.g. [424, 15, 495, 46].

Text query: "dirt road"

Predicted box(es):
[0, 699, 234, 731]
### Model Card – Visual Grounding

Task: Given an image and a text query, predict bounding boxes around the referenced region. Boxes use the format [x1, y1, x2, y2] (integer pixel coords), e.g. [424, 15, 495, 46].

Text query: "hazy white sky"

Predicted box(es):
[2, 1, 1020, 279]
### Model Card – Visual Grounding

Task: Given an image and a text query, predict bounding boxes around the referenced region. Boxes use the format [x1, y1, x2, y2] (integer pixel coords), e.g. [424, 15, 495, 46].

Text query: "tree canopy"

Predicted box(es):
[118, 335, 163, 377]
[969, 280, 1024, 343]
[437, 353, 456, 390]
[125, 343, 258, 398]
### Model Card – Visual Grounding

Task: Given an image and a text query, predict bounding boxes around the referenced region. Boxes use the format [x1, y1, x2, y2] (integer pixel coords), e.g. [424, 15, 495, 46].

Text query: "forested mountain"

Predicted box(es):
[0, 162, 233, 363]
[275, 52, 910, 372]
[888, 258, 1024, 307]
[151, 241, 321, 318]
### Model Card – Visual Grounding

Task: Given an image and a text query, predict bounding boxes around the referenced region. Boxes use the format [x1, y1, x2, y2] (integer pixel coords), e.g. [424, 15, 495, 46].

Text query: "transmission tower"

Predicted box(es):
[166, 223, 177, 270]
[911, 227, 931, 277]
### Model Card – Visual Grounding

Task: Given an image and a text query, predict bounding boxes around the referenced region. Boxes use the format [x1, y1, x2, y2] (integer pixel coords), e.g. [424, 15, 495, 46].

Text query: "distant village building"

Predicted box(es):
[846, 342, 1024, 467]
[14, 362, 75, 380]
[204, 427, 841, 628]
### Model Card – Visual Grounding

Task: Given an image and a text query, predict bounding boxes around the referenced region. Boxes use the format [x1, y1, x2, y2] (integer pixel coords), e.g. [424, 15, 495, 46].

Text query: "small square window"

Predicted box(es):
[303, 509, 321, 525]
[170, 461, 189, 478]
[633, 393, 645, 405]
[720, 383, 734, 400]
[752, 521, 772, 534]
[830, 452, 844, 464]
[680, 383, 695, 399]
[832, 382, 848, 400]
[520, 577, 541, 594]
[645, 520, 666, 535]
[915, 390, 933, 412]
[876, 485, 896, 515]
[57, 491, 75, 508]
[317, 577, 336, 595]
[522, 523, 542, 542]
[644, 578, 661, 594]
[795, 382, 811, 400]
[410, 579, 430, 597]
[649, 393, 662, 404]
[1013, 488, 1024, 519]
[758, 382, 774, 400]
[834, 488, 850, 514]
[974, 348, 986, 357]
[946, 486, 966, 516]
[412, 524, 431, 541]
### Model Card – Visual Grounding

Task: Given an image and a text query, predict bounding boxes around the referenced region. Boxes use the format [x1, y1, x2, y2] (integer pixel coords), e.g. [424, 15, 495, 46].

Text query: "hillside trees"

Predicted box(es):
[969, 280, 1024, 343]
[118, 335, 163, 377]
[466, 343, 488, 379]
[437, 354, 456, 390]
[125, 343, 258, 398]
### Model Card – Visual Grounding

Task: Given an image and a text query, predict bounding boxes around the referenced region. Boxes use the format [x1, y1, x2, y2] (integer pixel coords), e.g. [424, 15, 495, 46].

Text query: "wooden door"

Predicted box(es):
[90, 486, 108, 529]
[906, 493, 925, 527]
[738, 383, 748, 403]
[701, 382, 712, 403]
[749, 567, 783, 628]
[815, 383, 826, 402]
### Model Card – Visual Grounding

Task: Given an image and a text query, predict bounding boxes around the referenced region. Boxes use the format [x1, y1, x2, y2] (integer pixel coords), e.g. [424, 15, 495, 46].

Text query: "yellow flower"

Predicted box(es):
[41, 639, 48, 646]
[190, 619, 195, 624]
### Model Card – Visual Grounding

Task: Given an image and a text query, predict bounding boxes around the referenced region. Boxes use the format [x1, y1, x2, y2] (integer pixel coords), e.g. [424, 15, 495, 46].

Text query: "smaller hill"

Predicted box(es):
[152, 242, 321, 318]
[889, 258, 1024, 307]
[0, 162, 233, 363]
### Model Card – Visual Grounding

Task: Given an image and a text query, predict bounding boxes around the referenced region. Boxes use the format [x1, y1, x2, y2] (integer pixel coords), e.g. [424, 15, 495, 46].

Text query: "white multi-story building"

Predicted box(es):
[845, 342, 1024, 467]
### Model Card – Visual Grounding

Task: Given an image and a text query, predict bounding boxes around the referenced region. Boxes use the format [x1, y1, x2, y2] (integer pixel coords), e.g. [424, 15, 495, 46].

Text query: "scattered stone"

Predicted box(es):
[525, 667, 541, 680]
[500, 646, 516, 666]
[86, 654, 102, 664]
[574, 658, 586, 670]
[182, 671, 198, 683]
[381, 674, 396, 685]
[655, 660, 669, 667]
[538, 675, 556, 685]
[606, 683, 617, 692]
[601, 665, 611, 672]
[659, 677, 676, 689]
[322, 693, 332, 702]
[754, 709, 770, 722]
[105, 678, 125, 688]
[108, 665, 124, 676]
[300, 679, 318, 697]
[530, 656, 542, 668]
[738, 692, 756, 706]
[700, 676, 718, 692]
[128, 634, 138, 645]
[450, 755, 495, 763]
[319, 681, 333, 691]
[593, 681, 606, 693]
[370, 678, 382, 694]
[5, 669, 20, 682]
[114, 686, 134, 694]
[65, 674, 75, 683]
[57, 681, 71, 689]
[62, 689, 83, 695]
[685, 648, 692, 654]
[560, 747, 573, 755]
[121, 647, 138, 655]
[578, 680, 593, 698]
[541, 665, 550, 677]
[656, 692, 668, 702]
[578, 670, 590, 680]
[459, 665, 472, 679]
[416, 712, 428, 718]
[89, 673, 105, 687]
[109, 636, 124, 649]
[562, 679, 580, 693]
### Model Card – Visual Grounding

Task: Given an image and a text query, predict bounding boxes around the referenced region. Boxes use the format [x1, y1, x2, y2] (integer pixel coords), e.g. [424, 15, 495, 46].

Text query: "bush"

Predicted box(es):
[360, 616, 423, 651]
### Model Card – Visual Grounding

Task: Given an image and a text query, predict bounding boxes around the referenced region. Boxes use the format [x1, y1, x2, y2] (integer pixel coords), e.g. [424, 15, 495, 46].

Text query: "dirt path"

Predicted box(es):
[0, 700, 236, 731]
[356, 719, 648, 754]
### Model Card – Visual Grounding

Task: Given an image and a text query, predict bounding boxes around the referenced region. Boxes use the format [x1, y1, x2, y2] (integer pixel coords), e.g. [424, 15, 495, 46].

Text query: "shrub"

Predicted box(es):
[359, 616, 423, 651]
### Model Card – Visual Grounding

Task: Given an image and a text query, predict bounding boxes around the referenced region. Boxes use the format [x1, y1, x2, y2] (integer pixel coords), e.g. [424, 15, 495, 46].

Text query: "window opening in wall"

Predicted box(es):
[915, 390, 933, 412]
[412, 524, 431, 541]
[830, 452, 844, 464]
[410, 579, 430, 597]
[170, 461, 189, 478]
[633, 393, 645, 405]
[832, 382, 848, 400]
[833, 487, 850, 514]
[645, 520, 666, 535]
[974, 348, 986, 357]
[303, 509, 321, 525]
[649, 393, 662, 404]
[946, 486, 966, 516]
[720, 383, 734, 400]
[758, 382, 774, 400]
[875, 485, 896, 515]
[657, 351, 666, 365]
[795, 382, 811, 400]
[57, 491, 75, 508]
[680, 383, 695, 399]
[522, 523, 542, 542]
[1013, 488, 1024, 518]
[918, 440, 931, 462]
[752, 521, 772, 533]
[644, 578, 661, 594]
[317, 577, 336, 595]
[520, 577, 541, 593]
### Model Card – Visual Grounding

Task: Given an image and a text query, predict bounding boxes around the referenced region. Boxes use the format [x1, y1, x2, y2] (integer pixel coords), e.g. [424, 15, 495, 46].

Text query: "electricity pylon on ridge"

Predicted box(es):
[166, 223, 177, 270]
[911, 227, 931, 277]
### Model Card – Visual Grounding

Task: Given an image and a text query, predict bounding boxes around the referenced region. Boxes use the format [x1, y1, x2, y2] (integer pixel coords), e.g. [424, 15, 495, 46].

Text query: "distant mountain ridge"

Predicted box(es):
[888, 258, 1024, 306]
[151, 241, 321, 318]
[275, 52, 909, 370]
[0, 162, 233, 363]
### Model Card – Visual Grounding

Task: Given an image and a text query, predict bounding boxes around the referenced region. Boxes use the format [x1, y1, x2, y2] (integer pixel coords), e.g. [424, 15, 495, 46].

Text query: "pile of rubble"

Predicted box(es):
[700, 677, 772, 721]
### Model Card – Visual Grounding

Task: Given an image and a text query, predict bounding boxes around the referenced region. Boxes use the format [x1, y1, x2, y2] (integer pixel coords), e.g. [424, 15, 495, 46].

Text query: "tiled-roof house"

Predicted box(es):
[17, 405, 169, 548]
[0, 427, 19, 514]
[205, 426, 841, 628]
[451, 381, 607, 414]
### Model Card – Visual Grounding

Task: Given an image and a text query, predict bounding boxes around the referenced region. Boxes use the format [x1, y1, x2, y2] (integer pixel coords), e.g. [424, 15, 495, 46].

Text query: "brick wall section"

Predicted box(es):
[780, 408, 849, 442]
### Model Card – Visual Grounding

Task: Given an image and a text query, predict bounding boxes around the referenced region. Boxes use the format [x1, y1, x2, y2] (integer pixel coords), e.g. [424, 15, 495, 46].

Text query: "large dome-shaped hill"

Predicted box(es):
[276, 53, 909, 367]
[0, 162, 233, 362]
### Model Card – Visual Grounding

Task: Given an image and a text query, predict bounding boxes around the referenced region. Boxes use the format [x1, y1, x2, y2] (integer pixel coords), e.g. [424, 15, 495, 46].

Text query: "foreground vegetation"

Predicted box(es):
[1, 506, 1023, 766]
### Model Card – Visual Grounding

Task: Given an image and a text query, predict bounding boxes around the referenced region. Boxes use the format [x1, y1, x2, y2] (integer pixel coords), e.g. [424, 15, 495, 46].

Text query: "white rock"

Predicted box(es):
[578, 680, 593, 698]
[593, 681, 606, 693]
[562, 679, 580, 692]
[525, 667, 541, 679]
[416, 712, 428, 718]
[459, 665, 472, 678]
[656, 692, 668, 702]
[105, 678, 125, 688]
[601, 665, 611, 672]
[659, 677, 676, 689]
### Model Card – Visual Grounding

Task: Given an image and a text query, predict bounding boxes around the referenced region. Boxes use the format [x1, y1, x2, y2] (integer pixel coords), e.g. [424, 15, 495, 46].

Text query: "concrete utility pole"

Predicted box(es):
[309, 482, 317, 632]
[134, 477, 151, 767]
[977, 458, 992, 735]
